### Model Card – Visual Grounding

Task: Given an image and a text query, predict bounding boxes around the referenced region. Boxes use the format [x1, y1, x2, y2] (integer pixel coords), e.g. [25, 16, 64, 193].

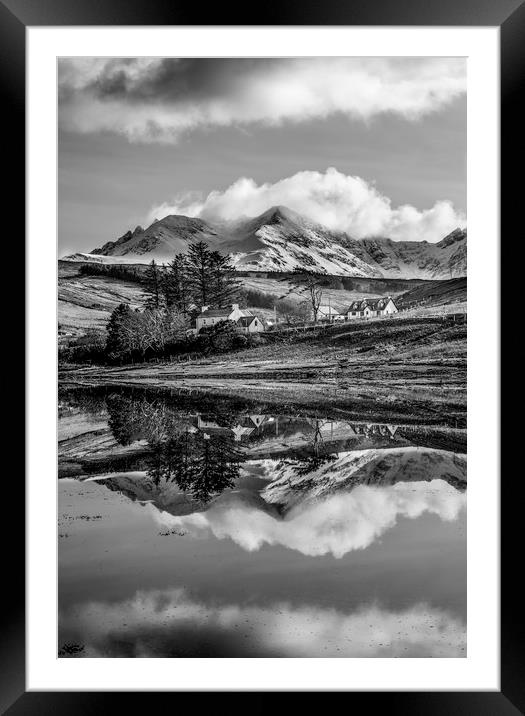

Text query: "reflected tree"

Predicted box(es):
[279, 418, 338, 482]
[145, 430, 242, 503]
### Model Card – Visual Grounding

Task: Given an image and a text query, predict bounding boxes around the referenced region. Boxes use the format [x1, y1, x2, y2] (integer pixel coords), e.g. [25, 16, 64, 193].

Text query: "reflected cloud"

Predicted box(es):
[149, 480, 466, 558]
[59, 587, 466, 657]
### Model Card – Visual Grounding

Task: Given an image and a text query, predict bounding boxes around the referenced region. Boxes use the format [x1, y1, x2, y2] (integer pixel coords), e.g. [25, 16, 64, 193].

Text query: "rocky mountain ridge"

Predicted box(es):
[63, 206, 467, 280]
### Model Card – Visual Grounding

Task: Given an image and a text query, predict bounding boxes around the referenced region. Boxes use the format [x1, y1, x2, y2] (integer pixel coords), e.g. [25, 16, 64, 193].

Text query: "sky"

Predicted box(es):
[58, 57, 466, 256]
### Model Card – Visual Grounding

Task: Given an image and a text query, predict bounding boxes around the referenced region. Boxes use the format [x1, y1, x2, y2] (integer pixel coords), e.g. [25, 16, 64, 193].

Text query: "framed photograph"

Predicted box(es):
[6, 0, 517, 710]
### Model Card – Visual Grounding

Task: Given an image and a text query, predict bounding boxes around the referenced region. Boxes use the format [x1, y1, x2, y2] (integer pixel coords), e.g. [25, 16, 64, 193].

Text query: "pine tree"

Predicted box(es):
[163, 254, 191, 314]
[142, 259, 163, 310]
[208, 250, 242, 306]
[191, 436, 240, 503]
[105, 303, 132, 358]
[186, 241, 213, 308]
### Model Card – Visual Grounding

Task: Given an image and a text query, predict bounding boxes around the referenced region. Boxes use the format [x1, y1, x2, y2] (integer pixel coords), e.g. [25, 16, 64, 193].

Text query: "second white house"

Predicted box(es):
[345, 297, 398, 320]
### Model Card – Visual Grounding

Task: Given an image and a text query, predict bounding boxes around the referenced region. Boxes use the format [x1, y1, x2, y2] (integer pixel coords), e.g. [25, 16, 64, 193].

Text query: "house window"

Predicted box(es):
[360, 311, 364, 316]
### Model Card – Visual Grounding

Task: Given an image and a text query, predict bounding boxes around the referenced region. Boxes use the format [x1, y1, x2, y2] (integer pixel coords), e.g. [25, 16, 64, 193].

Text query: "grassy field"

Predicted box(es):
[60, 311, 466, 426]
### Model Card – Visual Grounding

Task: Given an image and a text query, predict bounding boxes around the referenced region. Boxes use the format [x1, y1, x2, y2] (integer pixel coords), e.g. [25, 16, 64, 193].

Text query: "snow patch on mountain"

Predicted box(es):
[62, 206, 467, 279]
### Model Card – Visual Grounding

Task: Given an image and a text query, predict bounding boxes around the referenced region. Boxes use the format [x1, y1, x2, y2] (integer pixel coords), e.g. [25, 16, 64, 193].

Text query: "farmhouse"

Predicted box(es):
[316, 305, 342, 322]
[236, 315, 265, 334]
[345, 296, 398, 320]
[195, 303, 251, 333]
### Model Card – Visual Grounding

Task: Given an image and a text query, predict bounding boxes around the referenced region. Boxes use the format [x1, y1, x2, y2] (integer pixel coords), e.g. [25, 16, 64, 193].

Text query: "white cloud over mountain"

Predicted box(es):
[148, 167, 466, 242]
[58, 57, 466, 144]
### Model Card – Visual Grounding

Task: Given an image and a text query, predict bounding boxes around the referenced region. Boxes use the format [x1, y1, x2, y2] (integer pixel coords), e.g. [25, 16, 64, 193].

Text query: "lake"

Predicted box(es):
[58, 387, 467, 658]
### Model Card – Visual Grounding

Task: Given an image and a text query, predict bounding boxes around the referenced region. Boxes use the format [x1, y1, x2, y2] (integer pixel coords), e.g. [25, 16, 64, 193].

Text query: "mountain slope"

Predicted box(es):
[62, 206, 467, 279]
[357, 228, 467, 279]
[88, 215, 222, 262]
[262, 446, 467, 512]
[221, 206, 383, 277]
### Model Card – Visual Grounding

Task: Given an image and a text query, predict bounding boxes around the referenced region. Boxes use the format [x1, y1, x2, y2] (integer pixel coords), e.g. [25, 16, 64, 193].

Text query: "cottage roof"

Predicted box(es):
[199, 306, 253, 319]
[346, 296, 396, 313]
[318, 305, 340, 314]
[199, 308, 232, 318]
[237, 315, 258, 327]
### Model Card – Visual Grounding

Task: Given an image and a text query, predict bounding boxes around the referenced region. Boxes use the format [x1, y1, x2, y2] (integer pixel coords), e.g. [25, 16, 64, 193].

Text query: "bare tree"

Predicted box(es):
[284, 268, 326, 323]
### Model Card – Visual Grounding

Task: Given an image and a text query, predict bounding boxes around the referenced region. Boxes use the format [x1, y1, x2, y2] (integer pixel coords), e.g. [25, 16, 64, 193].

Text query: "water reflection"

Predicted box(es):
[146, 433, 242, 503]
[149, 480, 466, 557]
[59, 587, 466, 658]
[58, 388, 467, 658]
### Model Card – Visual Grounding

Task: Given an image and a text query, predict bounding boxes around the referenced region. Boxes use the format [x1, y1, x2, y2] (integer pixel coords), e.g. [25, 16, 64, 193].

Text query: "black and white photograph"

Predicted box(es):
[57, 56, 467, 659]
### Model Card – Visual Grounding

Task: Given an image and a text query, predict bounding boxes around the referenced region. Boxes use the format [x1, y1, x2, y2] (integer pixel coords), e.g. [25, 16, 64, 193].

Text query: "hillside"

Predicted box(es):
[58, 263, 144, 338]
[396, 277, 467, 310]
[62, 206, 467, 280]
[58, 260, 466, 341]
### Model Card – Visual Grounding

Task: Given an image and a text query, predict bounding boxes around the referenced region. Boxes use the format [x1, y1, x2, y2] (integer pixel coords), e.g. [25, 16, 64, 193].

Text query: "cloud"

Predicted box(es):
[58, 57, 466, 144]
[59, 587, 466, 657]
[148, 480, 466, 558]
[148, 167, 466, 241]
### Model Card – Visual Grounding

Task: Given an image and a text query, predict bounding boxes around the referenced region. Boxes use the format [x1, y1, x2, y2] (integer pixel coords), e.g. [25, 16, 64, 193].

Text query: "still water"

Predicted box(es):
[58, 388, 466, 658]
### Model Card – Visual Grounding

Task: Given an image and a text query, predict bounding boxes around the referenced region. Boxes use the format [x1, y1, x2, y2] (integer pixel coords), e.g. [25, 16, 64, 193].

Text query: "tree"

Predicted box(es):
[144, 430, 241, 503]
[105, 303, 133, 359]
[208, 250, 242, 307]
[183, 242, 242, 311]
[186, 241, 212, 307]
[142, 259, 163, 310]
[191, 436, 240, 503]
[163, 254, 191, 314]
[127, 309, 188, 358]
[284, 268, 326, 322]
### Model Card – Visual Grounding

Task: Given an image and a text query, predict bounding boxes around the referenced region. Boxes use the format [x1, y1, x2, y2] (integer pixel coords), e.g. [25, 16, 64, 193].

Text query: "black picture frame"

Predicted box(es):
[3, 0, 518, 712]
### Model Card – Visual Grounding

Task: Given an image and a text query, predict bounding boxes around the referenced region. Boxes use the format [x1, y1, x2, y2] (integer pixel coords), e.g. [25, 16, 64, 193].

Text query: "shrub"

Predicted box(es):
[247, 333, 265, 348]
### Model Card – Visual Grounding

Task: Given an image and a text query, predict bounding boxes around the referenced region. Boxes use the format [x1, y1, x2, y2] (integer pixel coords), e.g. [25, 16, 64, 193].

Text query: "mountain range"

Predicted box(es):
[63, 205, 467, 280]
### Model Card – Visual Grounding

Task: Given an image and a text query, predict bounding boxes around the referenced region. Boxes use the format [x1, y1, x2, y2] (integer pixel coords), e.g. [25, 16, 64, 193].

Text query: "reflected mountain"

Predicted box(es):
[59, 388, 466, 523]
[58, 387, 467, 659]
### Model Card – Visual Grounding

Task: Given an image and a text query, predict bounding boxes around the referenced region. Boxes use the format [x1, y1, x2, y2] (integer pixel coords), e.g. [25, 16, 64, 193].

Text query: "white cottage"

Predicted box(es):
[195, 303, 248, 333]
[345, 296, 398, 320]
[316, 305, 342, 322]
[236, 315, 265, 334]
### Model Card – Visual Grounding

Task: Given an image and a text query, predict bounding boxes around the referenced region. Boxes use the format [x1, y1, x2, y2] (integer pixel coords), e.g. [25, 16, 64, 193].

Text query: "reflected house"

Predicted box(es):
[248, 415, 267, 428]
[315, 420, 357, 441]
[352, 423, 399, 438]
[192, 414, 271, 442]
[194, 416, 237, 440]
[345, 297, 398, 320]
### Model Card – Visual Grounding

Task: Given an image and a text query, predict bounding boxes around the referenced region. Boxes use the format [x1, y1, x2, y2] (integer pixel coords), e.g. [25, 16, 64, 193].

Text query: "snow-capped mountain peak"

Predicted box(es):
[62, 205, 467, 279]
